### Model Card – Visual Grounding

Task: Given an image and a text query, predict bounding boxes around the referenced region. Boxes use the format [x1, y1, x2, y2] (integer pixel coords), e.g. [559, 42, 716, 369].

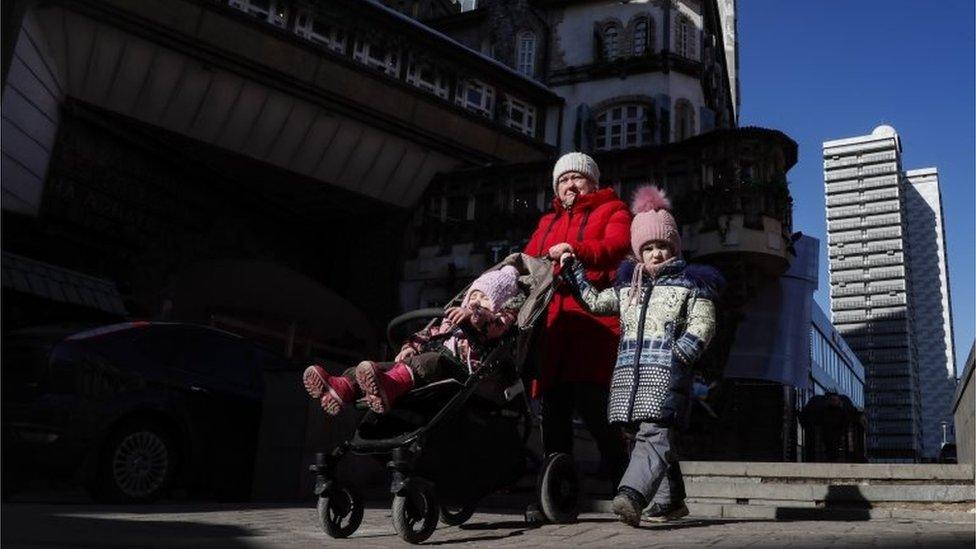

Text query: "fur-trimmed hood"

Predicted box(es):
[615, 258, 726, 300]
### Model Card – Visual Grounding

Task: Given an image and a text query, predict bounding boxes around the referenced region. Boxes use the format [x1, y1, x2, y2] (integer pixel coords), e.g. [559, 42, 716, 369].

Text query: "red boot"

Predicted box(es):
[303, 365, 356, 416]
[355, 361, 415, 413]
[303, 365, 330, 399]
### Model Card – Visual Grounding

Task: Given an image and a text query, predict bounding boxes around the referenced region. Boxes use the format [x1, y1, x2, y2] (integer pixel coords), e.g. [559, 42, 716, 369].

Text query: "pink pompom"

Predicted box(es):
[500, 265, 519, 277]
[630, 185, 671, 214]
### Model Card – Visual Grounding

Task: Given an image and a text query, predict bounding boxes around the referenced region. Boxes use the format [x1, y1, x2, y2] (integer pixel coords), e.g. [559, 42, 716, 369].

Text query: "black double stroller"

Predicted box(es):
[310, 253, 581, 544]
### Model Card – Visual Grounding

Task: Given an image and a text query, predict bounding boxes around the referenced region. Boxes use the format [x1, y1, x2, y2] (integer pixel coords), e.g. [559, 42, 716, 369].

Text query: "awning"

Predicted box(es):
[2, 251, 127, 316]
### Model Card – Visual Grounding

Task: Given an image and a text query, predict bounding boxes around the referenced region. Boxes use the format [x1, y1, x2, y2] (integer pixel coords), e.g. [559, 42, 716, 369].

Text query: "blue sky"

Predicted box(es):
[738, 0, 975, 375]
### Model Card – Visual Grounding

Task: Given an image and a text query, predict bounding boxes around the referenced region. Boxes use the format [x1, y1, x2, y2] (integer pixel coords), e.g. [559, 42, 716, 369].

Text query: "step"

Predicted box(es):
[684, 482, 975, 503]
[685, 502, 976, 523]
[682, 461, 973, 482]
[578, 499, 974, 523]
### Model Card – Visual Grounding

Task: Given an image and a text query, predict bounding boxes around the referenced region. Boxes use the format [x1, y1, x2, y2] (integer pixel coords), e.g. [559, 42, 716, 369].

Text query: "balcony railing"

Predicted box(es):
[678, 181, 792, 232]
[826, 189, 899, 207]
[827, 201, 900, 220]
[828, 215, 900, 231]
[825, 176, 898, 195]
[829, 241, 902, 257]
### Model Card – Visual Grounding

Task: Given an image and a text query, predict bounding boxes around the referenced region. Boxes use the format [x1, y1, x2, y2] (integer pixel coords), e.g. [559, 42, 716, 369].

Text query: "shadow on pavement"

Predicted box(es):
[425, 530, 526, 545]
[0, 512, 257, 548]
[459, 520, 539, 530]
[775, 484, 872, 521]
[639, 518, 768, 531]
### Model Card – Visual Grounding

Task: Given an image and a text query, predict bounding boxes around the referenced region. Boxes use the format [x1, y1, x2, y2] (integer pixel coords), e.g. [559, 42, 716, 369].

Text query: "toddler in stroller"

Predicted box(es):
[305, 255, 570, 544]
[301, 265, 526, 416]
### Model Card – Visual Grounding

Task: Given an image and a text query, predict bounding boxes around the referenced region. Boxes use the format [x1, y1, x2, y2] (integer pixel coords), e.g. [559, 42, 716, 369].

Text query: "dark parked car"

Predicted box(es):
[2, 322, 281, 502]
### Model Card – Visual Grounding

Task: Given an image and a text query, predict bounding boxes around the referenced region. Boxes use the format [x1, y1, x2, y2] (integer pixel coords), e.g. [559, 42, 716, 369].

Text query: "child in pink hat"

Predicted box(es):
[560, 185, 724, 526]
[301, 266, 525, 416]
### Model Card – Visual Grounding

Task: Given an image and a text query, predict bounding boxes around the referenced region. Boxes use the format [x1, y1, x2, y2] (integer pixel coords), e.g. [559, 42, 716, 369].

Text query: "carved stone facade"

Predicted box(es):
[433, 0, 736, 152]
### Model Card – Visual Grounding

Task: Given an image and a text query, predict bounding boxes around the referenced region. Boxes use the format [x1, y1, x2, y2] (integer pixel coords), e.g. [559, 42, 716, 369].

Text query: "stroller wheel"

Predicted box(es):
[392, 482, 439, 544]
[537, 452, 579, 524]
[439, 501, 477, 526]
[317, 482, 364, 538]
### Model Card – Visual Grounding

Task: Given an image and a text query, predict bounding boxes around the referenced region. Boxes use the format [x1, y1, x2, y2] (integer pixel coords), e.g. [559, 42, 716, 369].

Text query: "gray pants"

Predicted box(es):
[619, 422, 686, 506]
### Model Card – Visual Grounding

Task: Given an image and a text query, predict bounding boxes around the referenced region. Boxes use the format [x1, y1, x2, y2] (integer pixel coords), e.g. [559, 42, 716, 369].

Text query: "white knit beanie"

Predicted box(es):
[552, 152, 600, 195]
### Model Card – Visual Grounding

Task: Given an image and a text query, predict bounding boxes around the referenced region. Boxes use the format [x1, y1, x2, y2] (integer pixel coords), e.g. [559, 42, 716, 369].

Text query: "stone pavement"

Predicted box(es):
[1, 502, 973, 549]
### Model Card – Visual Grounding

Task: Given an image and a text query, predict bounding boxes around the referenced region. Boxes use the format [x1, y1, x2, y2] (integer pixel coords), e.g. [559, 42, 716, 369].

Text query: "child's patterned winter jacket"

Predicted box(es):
[564, 258, 722, 426]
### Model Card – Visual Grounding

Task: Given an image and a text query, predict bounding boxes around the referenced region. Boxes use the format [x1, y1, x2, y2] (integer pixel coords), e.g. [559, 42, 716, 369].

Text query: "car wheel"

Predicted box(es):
[90, 419, 177, 503]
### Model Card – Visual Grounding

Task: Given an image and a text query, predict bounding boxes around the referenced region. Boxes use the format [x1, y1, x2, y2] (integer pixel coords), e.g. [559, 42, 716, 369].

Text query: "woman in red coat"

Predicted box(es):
[524, 152, 632, 484]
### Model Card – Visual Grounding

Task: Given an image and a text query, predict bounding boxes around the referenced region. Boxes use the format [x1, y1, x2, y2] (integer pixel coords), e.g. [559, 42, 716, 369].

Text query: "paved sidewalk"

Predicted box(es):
[2, 502, 973, 548]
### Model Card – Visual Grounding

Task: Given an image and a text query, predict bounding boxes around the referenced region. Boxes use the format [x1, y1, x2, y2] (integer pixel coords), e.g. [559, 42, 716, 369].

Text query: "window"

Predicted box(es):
[406, 56, 449, 99]
[456, 79, 495, 118]
[516, 31, 536, 77]
[505, 95, 536, 136]
[674, 15, 697, 60]
[674, 98, 695, 141]
[595, 103, 654, 150]
[602, 24, 621, 60]
[632, 17, 651, 56]
[353, 39, 400, 76]
[229, 0, 287, 28]
[294, 11, 346, 53]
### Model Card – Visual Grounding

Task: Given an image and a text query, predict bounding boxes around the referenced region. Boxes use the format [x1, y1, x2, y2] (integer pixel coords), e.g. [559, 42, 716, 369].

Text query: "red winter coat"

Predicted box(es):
[523, 188, 632, 391]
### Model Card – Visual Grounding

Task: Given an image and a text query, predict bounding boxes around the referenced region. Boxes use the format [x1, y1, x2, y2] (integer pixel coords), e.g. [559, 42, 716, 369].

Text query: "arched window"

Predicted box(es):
[674, 15, 697, 60]
[674, 99, 696, 141]
[632, 17, 650, 56]
[595, 103, 655, 150]
[516, 31, 536, 77]
[602, 24, 620, 60]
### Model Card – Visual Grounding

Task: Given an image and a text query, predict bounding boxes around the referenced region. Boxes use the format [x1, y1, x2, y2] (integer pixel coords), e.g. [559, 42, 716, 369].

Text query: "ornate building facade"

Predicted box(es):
[431, 0, 738, 152]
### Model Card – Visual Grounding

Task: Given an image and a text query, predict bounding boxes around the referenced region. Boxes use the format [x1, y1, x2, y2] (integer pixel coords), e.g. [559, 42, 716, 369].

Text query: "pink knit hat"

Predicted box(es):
[464, 265, 520, 312]
[630, 186, 681, 257]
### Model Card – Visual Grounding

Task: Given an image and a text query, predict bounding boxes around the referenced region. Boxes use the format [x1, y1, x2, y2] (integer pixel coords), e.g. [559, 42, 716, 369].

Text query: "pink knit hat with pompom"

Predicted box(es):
[630, 186, 681, 257]
[464, 265, 520, 312]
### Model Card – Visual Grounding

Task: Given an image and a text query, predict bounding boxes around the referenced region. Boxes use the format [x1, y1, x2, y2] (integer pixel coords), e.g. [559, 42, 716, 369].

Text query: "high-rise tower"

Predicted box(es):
[904, 167, 958, 457]
[823, 125, 957, 462]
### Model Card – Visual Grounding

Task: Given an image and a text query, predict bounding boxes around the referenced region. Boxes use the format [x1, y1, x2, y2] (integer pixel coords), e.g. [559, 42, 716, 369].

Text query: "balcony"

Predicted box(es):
[830, 286, 865, 297]
[826, 189, 899, 207]
[828, 215, 900, 232]
[828, 232, 864, 244]
[825, 176, 898, 195]
[833, 300, 869, 311]
[831, 271, 867, 283]
[829, 240, 902, 257]
[826, 201, 900, 220]
[829, 255, 904, 271]
[825, 168, 859, 182]
[678, 182, 793, 275]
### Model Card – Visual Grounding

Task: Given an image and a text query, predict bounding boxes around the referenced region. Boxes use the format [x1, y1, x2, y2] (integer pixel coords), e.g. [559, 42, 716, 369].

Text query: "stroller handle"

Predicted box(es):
[386, 308, 445, 350]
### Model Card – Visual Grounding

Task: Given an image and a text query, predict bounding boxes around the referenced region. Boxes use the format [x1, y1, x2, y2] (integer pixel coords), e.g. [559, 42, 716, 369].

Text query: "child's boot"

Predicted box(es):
[611, 486, 647, 527]
[356, 361, 415, 413]
[302, 365, 355, 416]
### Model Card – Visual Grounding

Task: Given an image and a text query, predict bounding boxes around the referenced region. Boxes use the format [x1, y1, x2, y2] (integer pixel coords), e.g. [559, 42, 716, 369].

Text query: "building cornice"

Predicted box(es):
[548, 53, 701, 86]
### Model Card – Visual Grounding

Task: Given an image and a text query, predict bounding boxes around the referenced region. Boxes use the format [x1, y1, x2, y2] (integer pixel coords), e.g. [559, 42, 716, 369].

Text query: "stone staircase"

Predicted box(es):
[675, 461, 975, 522]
